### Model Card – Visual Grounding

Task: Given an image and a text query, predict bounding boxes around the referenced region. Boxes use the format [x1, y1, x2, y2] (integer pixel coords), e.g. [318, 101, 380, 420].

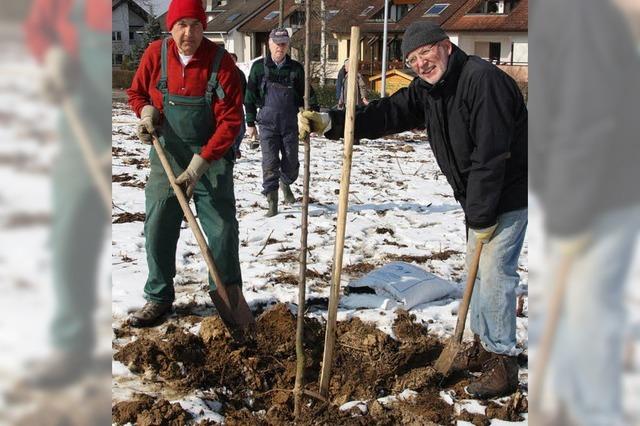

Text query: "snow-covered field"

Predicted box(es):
[111, 102, 529, 423]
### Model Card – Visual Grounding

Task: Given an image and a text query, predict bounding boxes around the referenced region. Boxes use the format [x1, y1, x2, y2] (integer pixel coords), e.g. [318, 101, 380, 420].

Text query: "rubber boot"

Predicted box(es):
[280, 181, 296, 204]
[266, 191, 278, 217]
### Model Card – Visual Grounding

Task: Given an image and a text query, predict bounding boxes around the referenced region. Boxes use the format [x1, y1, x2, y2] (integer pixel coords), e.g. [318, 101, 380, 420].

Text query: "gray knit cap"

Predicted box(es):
[401, 21, 449, 59]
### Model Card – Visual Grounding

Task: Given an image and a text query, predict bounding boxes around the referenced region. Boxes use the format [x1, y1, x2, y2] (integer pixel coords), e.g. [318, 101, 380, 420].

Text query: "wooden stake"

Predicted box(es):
[318, 25, 361, 398]
[293, 0, 313, 417]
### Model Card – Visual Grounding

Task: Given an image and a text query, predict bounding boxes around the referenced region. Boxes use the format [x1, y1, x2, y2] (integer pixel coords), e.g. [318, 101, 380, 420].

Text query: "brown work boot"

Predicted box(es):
[280, 181, 296, 204]
[265, 191, 278, 217]
[129, 301, 172, 328]
[465, 353, 519, 399]
[449, 335, 493, 373]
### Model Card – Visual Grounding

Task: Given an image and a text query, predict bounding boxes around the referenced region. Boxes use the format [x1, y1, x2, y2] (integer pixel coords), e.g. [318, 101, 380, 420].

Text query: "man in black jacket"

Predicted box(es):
[299, 22, 527, 399]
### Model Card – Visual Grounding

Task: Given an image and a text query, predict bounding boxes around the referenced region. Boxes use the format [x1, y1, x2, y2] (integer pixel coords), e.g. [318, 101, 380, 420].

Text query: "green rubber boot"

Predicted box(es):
[266, 191, 278, 217]
[280, 181, 296, 205]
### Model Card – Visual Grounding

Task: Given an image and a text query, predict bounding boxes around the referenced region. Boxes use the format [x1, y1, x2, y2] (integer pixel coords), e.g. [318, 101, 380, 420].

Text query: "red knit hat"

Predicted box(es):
[166, 0, 207, 31]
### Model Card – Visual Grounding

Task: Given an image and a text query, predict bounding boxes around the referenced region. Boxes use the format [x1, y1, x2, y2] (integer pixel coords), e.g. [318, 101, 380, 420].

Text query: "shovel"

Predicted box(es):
[151, 135, 256, 342]
[434, 239, 484, 375]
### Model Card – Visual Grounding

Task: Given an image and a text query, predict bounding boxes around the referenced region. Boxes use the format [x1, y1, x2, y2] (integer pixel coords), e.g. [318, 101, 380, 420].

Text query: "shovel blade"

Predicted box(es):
[433, 340, 463, 376]
[210, 287, 256, 344]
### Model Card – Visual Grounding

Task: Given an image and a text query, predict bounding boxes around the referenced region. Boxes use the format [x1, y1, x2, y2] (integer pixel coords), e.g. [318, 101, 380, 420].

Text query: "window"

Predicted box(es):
[326, 9, 340, 20]
[129, 31, 135, 41]
[112, 54, 123, 65]
[264, 11, 280, 20]
[423, 3, 449, 16]
[328, 44, 338, 61]
[112, 31, 122, 41]
[370, 4, 414, 22]
[469, 0, 519, 14]
[311, 44, 321, 61]
[226, 12, 241, 22]
[289, 10, 305, 27]
[489, 42, 501, 63]
[360, 6, 375, 16]
[474, 41, 502, 63]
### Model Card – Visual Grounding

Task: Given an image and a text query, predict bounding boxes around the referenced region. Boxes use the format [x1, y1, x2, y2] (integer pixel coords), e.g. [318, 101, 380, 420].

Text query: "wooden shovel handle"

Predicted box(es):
[452, 239, 484, 344]
[151, 135, 232, 309]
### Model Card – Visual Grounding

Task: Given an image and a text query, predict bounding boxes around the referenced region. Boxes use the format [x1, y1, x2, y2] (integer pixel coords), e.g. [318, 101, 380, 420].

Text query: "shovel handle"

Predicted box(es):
[452, 239, 484, 344]
[62, 98, 112, 215]
[151, 135, 232, 309]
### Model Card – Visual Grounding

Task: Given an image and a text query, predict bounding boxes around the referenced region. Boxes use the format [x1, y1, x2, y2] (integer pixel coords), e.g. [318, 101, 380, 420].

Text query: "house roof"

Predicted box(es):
[238, 0, 309, 33]
[158, 0, 274, 33]
[442, 0, 528, 32]
[112, 0, 150, 21]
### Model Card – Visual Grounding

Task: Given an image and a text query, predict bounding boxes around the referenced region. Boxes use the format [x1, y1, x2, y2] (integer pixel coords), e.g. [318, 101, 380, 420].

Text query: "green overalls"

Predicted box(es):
[143, 38, 241, 303]
[51, 0, 111, 353]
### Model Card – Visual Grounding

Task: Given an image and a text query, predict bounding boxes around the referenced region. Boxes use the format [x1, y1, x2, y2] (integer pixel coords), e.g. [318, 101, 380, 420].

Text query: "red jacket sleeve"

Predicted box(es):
[126, 41, 161, 117]
[200, 52, 243, 162]
[24, 0, 76, 62]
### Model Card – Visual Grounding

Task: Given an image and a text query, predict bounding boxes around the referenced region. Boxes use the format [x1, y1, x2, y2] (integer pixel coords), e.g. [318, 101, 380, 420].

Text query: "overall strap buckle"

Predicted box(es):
[156, 37, 171, 94]
[205, 46, 227, 104]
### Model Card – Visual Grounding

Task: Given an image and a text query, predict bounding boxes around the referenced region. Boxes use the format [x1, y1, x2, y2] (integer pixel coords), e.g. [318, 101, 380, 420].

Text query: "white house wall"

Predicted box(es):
[449, 32, 528, 65]
[112, 3, 129, 55]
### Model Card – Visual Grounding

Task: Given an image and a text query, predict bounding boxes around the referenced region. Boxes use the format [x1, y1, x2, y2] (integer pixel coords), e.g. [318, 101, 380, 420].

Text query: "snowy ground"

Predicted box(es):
[111, 102, 529, 423]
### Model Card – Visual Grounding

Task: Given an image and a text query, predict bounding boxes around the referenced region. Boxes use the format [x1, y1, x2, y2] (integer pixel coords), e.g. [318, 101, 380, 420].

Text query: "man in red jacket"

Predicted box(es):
[127, 0, 246, 327]
[23, 0, 111, 388]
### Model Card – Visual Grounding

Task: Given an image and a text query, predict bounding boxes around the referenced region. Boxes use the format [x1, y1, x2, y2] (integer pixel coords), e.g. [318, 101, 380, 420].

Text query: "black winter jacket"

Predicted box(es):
[326, 46, 527, 229]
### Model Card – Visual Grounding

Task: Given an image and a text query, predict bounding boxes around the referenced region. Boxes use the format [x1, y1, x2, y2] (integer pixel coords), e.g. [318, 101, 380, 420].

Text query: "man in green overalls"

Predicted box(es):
[23, 0, 111, 387]
[127, 0, 246, 327]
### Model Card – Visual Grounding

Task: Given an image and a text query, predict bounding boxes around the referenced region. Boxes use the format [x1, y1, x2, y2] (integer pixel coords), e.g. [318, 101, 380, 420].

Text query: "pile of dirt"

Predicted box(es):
[113, 303, 527, 425]
[112, 394, 193, 426]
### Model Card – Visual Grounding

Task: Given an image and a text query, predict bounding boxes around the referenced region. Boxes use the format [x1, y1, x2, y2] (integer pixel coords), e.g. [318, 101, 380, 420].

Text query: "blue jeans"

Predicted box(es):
[468, 208, 528, 356]
[543, 204, 640, 426]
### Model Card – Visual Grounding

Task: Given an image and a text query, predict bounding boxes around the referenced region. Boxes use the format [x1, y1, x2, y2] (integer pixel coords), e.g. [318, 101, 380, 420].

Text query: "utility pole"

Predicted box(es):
[279, 0, 284, 27]
[320, 0, 326, 86]
[380, 0, 390, 97]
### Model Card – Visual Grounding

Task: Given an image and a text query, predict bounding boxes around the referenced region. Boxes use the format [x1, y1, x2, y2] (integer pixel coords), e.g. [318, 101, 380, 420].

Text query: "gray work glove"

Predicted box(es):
[41, 46, 74, 103]
[471, 224, 498, 243]
[136, 105, 161, 145]
[175, 153, 210, 199]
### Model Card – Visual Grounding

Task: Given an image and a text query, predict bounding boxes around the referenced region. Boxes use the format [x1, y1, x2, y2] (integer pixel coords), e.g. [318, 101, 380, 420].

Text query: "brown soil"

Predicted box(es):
[386, 249, 461, 264]
[113, 212, 146, 223]
[113, 303, 527, 425]
[343, 262, 376, 275]
[112, 395, 193, 426]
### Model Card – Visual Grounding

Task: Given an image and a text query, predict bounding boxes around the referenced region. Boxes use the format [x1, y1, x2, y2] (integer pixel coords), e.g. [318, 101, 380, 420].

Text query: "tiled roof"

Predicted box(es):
[442, 0, 528, 32]
[159, 0, 274, 33]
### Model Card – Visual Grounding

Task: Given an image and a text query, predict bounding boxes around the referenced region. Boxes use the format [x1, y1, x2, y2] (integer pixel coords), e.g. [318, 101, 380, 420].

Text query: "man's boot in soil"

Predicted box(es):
[449, 334, 493, 373]
[265, 191, 278, 217]
[129, 301, 172, 328]
[280, 181, 296, 204]
[465, 353, 519, 399]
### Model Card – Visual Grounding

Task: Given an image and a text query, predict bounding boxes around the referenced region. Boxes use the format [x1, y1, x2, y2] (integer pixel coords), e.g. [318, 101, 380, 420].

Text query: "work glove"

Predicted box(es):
[246, 125, 257, 139]
[471, 224, 498, 244]
[174, 153, 210, 199]
[41, 46, 74, 103]
[297, 110, 331, 140]
[136, 105, 161, 145]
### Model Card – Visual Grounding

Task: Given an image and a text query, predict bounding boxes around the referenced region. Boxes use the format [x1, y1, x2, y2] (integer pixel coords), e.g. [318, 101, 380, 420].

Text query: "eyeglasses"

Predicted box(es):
[405, 43, 439, 68]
